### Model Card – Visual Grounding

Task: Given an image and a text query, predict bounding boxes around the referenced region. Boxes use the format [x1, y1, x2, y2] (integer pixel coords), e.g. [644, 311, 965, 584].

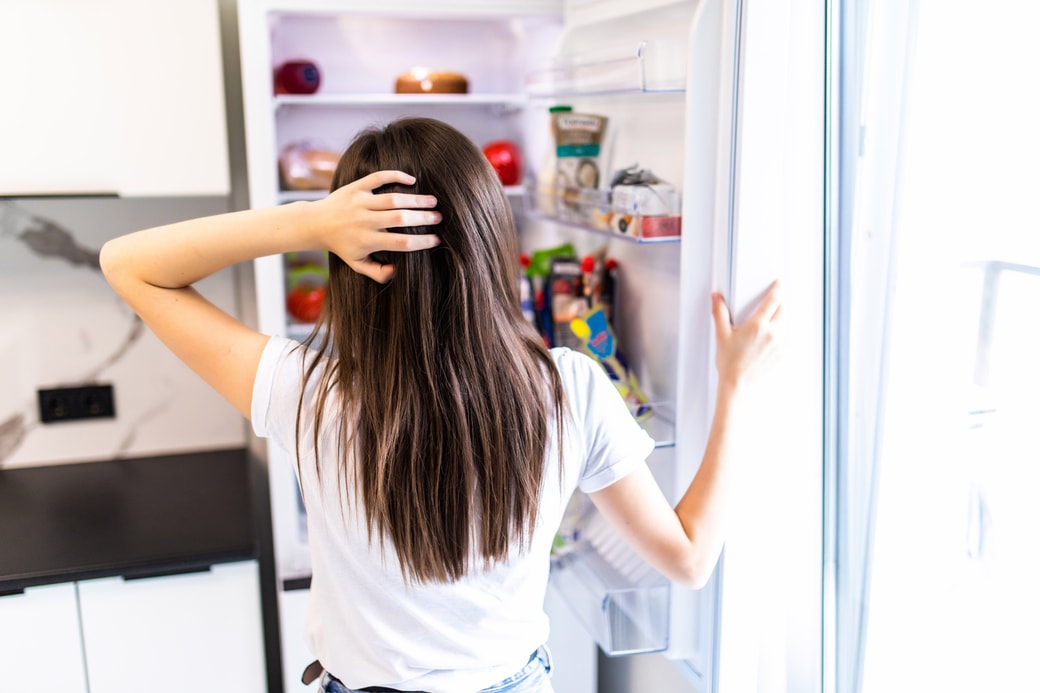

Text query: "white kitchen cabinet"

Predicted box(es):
[76, 561, 266, 693]
[0, 582, 88, 692]
[0, 0, 229, 197]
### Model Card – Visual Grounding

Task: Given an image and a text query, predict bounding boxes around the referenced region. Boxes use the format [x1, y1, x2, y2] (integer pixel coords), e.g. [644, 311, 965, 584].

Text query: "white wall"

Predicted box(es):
[0, 197, 248, 468]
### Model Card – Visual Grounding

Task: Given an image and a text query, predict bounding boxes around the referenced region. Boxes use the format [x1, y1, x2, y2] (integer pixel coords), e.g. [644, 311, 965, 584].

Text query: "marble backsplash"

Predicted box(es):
[0, 197, 247, 468]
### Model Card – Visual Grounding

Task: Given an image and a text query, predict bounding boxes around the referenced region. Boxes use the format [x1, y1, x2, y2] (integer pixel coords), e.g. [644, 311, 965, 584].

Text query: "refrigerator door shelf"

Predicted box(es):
[550, 525, 670, 656]
[527, 186, 682, 244]
[526, 39, 687, 98]
[634, 401, 676, 449]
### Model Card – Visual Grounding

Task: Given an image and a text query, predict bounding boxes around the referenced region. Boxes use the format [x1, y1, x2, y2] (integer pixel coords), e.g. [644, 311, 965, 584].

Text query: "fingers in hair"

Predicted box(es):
[364, 230, 441, 255]
[357, 170, 416, 190]
[380, 209, 441, 229]
[370, 192, 439, 211]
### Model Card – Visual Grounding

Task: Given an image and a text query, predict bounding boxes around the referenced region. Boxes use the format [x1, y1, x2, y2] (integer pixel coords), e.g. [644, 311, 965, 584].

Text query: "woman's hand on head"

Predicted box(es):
[711, 280, 783, 393]
[309, 170, 442, 283]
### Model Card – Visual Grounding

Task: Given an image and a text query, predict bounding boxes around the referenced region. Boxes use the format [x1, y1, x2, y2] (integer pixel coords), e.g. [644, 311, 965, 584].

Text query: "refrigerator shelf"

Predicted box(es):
[286, 321, 316, 342]
[278, 190, 327, 203]
[273, 93, 528, 109]
[526, 39, 686, 98]
[527, 185, 682, 244]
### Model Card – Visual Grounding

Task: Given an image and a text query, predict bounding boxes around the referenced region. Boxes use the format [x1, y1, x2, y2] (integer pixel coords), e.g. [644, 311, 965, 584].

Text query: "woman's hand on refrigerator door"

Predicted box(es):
[711, 280, 783, 394]
[308, 170, 441, 283]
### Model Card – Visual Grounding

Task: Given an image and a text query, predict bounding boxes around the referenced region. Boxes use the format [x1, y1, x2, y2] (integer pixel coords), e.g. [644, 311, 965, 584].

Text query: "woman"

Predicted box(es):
[101, 117, 781, 693]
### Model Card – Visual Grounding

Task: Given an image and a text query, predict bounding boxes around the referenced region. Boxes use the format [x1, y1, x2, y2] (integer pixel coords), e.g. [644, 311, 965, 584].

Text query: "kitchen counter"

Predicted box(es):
[0, 448, 256, 595]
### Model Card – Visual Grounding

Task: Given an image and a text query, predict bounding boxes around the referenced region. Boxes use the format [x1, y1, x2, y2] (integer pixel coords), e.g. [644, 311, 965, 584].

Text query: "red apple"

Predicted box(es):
[286, 284, 325, 323]
[482, 140, 522, 186]
[274, 60, 321, 95]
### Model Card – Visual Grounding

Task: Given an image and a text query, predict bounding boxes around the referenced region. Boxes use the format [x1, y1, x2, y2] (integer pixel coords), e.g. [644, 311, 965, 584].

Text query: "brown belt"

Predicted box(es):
[301, 660, 413, 692]
[301, 660, 324, 686]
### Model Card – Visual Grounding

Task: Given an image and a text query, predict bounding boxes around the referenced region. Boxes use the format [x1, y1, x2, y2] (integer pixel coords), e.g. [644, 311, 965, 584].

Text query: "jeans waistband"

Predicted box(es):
[304, 647, 549, 692]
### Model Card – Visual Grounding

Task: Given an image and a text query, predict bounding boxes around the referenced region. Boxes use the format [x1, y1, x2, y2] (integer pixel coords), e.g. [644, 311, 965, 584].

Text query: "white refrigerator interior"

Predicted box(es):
[237, 1, 822, 691]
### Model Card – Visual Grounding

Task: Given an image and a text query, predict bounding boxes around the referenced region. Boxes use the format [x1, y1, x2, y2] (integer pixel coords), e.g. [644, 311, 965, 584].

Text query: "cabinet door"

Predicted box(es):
[77, 561, 266, 693]
[0, 582, 88, 692]
[0, 0, 229, 196]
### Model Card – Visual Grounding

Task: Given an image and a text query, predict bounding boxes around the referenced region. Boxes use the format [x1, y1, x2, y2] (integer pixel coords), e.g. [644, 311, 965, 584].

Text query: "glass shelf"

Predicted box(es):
[286, 321, 316, 342]
[550, 507, 671, 655]
[526, 40, 687, 98]
[274, 93, 528, 109]
[527, 185, 682, 244]
[279, 190, 327, 203]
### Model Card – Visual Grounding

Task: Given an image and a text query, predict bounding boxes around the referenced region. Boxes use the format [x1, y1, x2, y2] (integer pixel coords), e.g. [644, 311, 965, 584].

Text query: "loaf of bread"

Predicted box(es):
[394, 68, 469, 94]
[279, 142, 339, 191]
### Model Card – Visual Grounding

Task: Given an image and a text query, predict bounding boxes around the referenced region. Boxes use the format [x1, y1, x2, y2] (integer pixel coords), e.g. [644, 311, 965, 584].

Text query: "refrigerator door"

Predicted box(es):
[541, 1, 824, 691]
[530, 0, 724, 684]
[709, 1, 825, 692]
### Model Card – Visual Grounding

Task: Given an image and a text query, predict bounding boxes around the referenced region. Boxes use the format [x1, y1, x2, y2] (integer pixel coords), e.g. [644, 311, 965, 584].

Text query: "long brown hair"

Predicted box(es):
[297, 117, 566, 583]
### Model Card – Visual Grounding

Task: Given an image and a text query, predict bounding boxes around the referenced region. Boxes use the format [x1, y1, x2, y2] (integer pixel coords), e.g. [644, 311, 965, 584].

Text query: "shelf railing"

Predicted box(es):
[526, 39, 687, 98]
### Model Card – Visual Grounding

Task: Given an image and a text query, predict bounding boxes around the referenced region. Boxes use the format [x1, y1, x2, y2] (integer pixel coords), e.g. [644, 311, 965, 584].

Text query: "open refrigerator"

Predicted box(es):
[237, 1, 814, 691]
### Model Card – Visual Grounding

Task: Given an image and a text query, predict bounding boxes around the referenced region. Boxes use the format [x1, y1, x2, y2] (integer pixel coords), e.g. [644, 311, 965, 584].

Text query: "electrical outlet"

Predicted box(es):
[37, 385, 116, 423]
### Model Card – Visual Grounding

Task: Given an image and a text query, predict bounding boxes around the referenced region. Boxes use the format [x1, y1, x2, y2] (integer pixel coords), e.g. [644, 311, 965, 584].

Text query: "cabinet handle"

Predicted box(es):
[122, 564, 213, 581]
[282, 576, 311, 592]
[0, 192, 120, 199]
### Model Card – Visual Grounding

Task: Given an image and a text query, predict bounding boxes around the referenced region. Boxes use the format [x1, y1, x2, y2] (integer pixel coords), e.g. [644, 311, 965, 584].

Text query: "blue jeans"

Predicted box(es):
[319, 646, 554, 693]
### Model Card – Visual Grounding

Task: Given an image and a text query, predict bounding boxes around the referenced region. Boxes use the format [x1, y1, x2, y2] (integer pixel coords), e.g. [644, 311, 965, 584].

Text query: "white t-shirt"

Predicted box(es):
[251, 337, 654, 692]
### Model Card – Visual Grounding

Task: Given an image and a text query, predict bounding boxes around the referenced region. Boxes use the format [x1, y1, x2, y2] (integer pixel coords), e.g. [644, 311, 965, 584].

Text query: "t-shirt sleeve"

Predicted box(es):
[251, 336, 326, 455]
[553, 348, 656, 494]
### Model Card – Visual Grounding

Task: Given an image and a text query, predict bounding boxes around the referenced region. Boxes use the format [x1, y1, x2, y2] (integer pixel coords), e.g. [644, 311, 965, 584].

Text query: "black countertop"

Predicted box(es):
[0, 448, 256, 595]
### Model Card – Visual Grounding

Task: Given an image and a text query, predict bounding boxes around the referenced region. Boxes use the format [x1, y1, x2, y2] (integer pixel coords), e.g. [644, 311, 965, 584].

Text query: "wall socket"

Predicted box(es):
[37, 385, 116, 423]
